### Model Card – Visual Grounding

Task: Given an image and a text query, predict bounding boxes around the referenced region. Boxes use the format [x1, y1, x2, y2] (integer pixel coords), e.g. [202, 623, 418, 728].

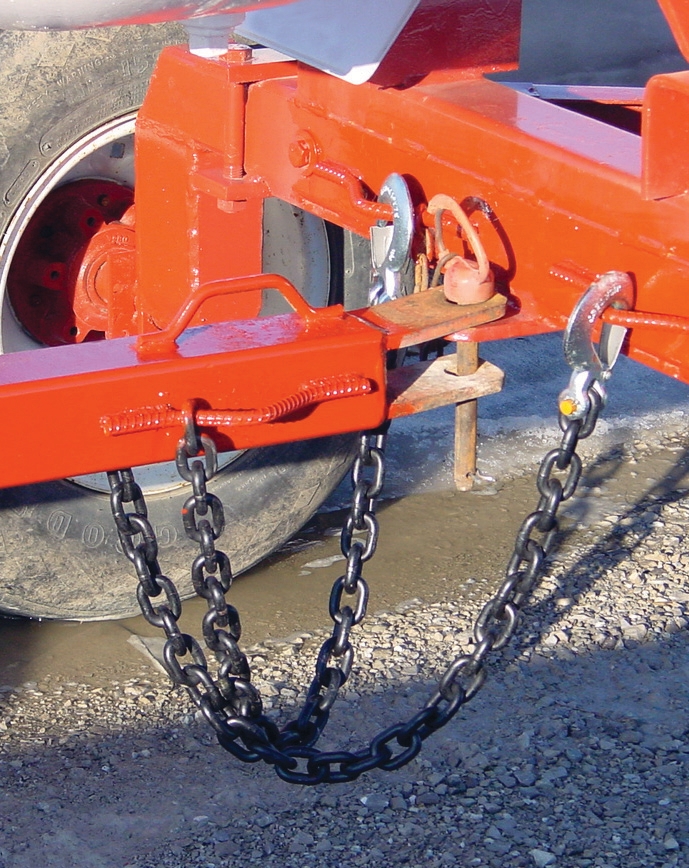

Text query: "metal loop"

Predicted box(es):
[341, 512, 379, 562]
[161, 636, 193, 686]
[547, 443, 572, 473]
[315, 637, 354, 686]
[512, 511, 547, 561]
[538, 448, 582, 502]
[437, 658, 467, 703]
[304, 750, 352, 782]
[176, 433, 218, 482]
[492, 572, 519, 607]
[535, 480, 563, 533]
[557, 415, 582, 457]
[469, 634, 493, 667]
[316, 667, 346, 713]
[331, 607, 354, 657]
[344, 541, 364, 593]
[215, 634, 250, 679]
[506, 541, 545, 606]
[108, 471, 147, 534]
[506, 535, 543, 578]
[219, 678, 262, 718]
[182, 492, 225, 543]
[192, 551, 232, 598]
[423, 688, 467, 731]
[129, 548, 161, 598]
[136, 575, 182, 628]
[202, 598, 229, 642]
[275, 749, 330, 785]
[377, 731, 424, 772]
[204, 605, 242, 649]
[329, 576, 369, 626]
[395, 705, 436, 744]
[204, 703, 267, 745]
[351, 445, 385, 499]
[198, 523, 219, 571]
[216, 726, 267, 762]
[120, 513, 159, 567]
[189, 460, 208, 506]
[350, 482, 371, 530]
[120, 468, 142, 503]
[183, 664, 225, 711]
[579, 386, 603, 438]
[474, 599, 518, 651]
[292, 688, 326, 742]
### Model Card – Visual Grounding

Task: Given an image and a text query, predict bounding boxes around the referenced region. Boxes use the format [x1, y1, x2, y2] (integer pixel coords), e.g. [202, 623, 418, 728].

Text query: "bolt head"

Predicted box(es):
[289, 140, 311, 169]
[559, 398, 578, 416]
[223, 43, 252, 63]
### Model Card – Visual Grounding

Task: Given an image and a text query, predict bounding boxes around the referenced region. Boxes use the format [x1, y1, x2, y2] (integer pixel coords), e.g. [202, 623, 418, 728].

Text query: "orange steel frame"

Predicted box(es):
[3, 0, 689, 488]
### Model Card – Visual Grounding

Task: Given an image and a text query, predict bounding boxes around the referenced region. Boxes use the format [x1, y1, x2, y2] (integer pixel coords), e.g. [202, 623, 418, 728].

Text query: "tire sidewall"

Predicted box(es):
[0, 25, 182, 235]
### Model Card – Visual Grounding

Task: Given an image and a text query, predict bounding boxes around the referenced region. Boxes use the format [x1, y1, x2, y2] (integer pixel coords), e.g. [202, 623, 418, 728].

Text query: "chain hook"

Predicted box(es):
[559, 271, 634, 420]
[368, 173, 414, 305]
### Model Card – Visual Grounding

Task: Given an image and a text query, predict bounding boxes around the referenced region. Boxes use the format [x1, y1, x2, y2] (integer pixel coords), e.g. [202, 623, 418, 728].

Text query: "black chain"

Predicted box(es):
[108, 386, 602, 784]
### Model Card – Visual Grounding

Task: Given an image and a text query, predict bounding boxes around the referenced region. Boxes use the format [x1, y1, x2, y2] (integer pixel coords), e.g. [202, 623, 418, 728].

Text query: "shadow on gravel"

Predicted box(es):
[521, 441, 689, 651]
[2, 623, 689, 868]
[0, 616, 34, 711]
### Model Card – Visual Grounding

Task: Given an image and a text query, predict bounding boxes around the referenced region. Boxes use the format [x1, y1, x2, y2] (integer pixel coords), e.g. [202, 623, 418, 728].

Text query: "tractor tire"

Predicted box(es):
[0, 25, 358, 620]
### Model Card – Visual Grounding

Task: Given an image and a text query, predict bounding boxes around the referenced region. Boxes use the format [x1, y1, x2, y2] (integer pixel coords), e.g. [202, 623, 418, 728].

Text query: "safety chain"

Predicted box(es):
[108, 425, 264, 744]
[108, 386, 602, 784]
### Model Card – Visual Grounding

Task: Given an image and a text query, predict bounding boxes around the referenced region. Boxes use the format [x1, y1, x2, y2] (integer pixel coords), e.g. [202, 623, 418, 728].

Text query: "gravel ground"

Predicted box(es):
[3, 4, 687, 866]
[2, 432, 689, 868]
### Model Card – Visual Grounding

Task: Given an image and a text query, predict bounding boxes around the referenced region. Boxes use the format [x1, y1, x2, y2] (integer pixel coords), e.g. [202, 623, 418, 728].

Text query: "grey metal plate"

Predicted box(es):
[238, 0, 420, 83]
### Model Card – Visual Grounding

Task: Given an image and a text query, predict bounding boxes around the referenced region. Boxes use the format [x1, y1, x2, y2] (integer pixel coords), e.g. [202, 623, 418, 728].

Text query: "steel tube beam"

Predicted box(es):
[237, 66, 689, 381]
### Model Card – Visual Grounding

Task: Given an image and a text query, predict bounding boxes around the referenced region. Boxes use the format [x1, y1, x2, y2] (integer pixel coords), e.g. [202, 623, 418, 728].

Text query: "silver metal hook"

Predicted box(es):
[558, 271, 634, 419]
[369, 173, 414, 305]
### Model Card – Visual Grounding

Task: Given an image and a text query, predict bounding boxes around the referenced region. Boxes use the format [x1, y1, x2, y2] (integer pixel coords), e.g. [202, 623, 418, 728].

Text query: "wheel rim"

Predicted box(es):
[0, 115, 333, 495]
[7, 178, 135, 346]
[0, 115, 138, 353]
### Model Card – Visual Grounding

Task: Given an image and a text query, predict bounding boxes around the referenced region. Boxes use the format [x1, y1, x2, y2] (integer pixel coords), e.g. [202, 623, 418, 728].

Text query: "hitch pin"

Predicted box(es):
[559, 271, 634, 420]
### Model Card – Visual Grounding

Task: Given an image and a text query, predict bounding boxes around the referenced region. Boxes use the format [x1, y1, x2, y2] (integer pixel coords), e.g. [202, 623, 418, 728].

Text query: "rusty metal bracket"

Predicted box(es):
[356, 287, 506, 350]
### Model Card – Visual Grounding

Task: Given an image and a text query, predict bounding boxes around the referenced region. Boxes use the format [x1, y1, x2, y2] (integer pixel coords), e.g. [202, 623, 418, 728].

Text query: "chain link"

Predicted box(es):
[108, 384, 603, 784]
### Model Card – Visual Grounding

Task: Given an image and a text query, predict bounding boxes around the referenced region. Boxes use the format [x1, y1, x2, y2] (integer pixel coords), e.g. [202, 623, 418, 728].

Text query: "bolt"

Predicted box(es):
[289, 139, 312, 169]
[218, 199, 247, 214]
[559, 398, 578, 416]
[224, 43, 252, 64]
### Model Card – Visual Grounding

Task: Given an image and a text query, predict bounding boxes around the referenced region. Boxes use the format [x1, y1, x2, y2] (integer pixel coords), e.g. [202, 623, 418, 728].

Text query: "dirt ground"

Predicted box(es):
[2, 2, 689, 866]
[2, 434, 689, 868]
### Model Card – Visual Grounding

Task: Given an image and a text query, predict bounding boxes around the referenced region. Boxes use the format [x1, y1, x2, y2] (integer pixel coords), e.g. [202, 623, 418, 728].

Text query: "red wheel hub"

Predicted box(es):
[7, 179, 136, 346]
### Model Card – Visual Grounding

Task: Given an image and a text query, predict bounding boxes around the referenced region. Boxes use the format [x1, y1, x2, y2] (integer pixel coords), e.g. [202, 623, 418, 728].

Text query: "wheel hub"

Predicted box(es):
[7, 178, 135, 346]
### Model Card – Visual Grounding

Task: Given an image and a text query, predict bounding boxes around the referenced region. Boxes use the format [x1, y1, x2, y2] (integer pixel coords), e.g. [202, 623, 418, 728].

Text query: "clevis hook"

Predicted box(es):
[558, 271, 634, 420]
